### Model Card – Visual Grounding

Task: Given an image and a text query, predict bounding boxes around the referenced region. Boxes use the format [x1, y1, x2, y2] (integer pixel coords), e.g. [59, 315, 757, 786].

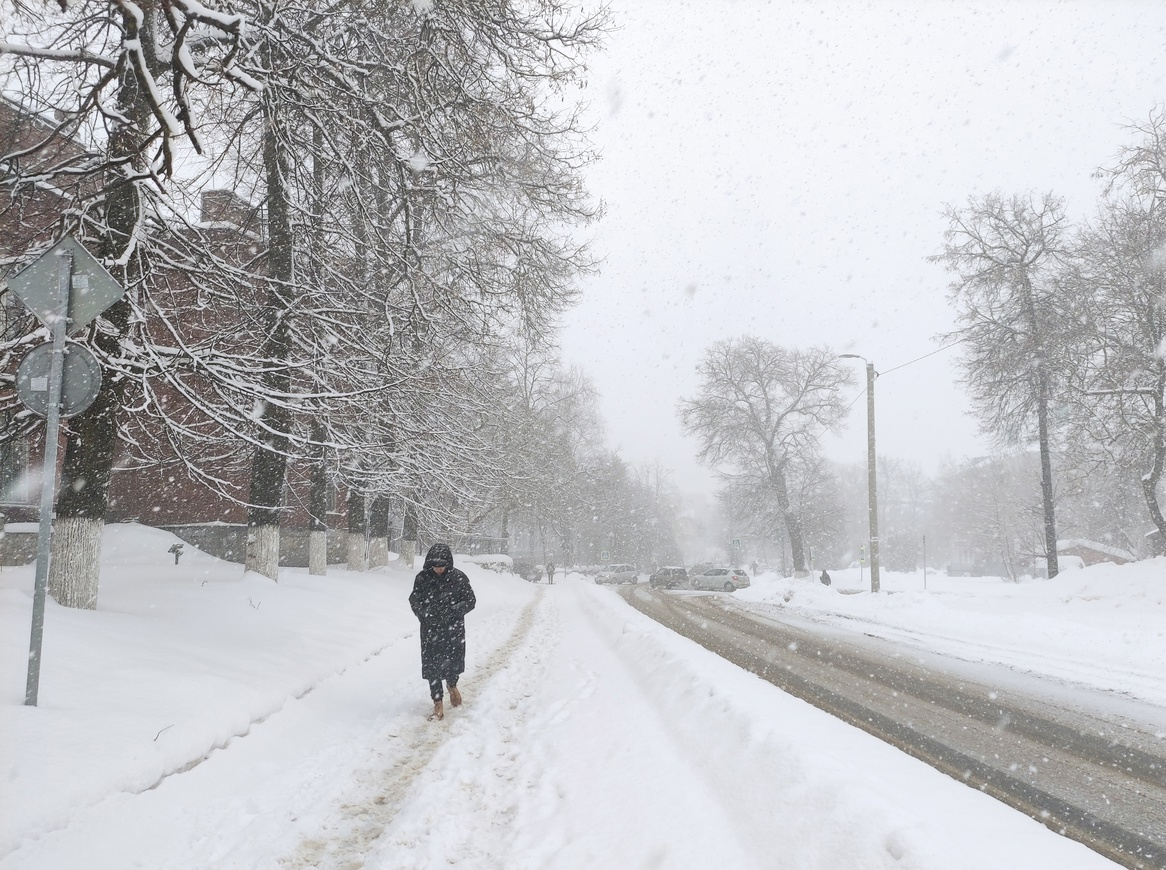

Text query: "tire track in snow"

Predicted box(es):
[282, 587, 555, 869]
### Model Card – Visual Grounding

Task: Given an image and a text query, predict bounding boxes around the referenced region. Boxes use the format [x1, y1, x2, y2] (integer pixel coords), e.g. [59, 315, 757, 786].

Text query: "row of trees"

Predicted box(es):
[679, 109, 1166, 578]
[0, 0, 684, 607]
[685, 435, 1146, 583]
[933, 108, 1166, 577]
[473, 347, 684, 572]
[838, 453, 1143, 581]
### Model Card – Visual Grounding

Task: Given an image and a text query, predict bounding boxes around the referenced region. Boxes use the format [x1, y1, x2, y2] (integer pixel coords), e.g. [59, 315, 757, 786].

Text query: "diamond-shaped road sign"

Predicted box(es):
[6, 236, 125, 334]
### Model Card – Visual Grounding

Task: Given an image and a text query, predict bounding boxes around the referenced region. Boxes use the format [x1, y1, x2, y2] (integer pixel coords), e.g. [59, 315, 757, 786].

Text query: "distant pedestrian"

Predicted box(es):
[546, 561, 555, 584]
[409, 543, 476, 721]
[820, 569, 832, 586]
[750, 560, 759, 576]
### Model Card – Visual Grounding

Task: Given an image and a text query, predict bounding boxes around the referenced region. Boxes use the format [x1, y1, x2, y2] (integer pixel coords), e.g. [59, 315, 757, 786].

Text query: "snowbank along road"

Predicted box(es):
[619, 584, 1166, 870]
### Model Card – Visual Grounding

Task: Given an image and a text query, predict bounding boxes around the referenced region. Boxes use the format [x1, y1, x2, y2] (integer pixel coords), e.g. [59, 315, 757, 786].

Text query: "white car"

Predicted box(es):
[596, 563, 638, 584]
[688, 565, 751, 592]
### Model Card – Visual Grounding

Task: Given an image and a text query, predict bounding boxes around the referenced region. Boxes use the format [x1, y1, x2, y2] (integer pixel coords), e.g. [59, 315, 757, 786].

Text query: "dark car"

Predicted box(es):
[649, 566, 689, 589]
[511, 559, 543, 583]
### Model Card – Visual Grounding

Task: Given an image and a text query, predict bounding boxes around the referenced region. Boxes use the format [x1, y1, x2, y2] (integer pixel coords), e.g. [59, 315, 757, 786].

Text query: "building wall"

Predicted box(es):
[2, 103, 349, 536]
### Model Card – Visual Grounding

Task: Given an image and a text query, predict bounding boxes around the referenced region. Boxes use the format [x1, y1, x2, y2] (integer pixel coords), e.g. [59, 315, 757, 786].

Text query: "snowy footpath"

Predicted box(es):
[0, 525, 1138, 868]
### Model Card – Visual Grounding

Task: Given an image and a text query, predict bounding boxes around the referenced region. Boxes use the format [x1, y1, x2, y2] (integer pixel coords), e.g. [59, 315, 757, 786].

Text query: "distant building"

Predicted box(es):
[1056, 539, 1135, 567]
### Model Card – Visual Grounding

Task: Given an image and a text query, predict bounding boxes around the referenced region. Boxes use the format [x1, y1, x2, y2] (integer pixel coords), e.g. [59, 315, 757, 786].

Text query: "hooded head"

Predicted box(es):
[424, 542, 454, 572]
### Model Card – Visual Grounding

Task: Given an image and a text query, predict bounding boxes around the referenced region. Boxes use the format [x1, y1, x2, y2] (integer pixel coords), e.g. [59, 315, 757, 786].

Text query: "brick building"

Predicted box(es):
[1, 98, 350, 563]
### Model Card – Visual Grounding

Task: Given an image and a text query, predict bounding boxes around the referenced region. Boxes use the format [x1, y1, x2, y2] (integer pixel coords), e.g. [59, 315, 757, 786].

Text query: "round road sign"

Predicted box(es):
[16, 343, 102, 418]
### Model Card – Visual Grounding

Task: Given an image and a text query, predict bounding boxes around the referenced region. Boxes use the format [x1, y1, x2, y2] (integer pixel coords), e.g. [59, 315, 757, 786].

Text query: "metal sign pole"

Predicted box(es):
[24, 249, 71, 706]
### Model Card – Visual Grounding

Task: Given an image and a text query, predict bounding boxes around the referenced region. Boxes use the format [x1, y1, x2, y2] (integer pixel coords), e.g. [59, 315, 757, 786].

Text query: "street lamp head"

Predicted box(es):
[837, 353, 865, 361]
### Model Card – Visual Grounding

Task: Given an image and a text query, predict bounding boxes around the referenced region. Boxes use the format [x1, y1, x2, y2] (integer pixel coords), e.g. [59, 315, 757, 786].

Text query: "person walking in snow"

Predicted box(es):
[545, 561, 555, 584]
[409, 543, 476, 721]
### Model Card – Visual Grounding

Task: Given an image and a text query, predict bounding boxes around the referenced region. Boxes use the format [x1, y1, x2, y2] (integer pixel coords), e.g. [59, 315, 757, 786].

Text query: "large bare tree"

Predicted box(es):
[214, 0, 606, 576]
[1, 1, 243, 607]
[2, 0, 607, 590]
[679, 338, 852, 576]
[1065, 108, 1166, 550]
[932, 192, 1072, 578]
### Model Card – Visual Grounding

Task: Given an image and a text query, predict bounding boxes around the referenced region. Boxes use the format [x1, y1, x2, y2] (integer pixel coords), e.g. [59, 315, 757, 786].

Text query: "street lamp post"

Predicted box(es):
[839, 354, 880, 593]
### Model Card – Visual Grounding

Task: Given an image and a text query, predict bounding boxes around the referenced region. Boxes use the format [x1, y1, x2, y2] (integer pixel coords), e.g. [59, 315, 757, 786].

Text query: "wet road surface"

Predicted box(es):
[619, 584, 1166, 870]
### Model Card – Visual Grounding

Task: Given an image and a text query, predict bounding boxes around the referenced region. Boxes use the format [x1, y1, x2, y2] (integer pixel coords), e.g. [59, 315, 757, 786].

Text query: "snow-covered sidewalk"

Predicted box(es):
[0, 526, 1130, 868]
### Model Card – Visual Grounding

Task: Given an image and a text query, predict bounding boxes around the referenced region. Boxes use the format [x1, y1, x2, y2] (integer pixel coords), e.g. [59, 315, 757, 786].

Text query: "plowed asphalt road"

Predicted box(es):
[619, 584, 1166, 870]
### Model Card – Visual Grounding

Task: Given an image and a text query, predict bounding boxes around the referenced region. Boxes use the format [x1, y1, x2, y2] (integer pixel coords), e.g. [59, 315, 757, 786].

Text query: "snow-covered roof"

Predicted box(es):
[1056, 538, 1135, 562]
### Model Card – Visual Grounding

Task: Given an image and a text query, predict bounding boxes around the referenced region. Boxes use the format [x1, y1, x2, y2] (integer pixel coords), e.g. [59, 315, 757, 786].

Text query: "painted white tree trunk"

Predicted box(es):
[347, 532, 368, 572]
[308, 530, 327, 576]
[47, 516, 103, 609]
[402, 539, 416, 569]
[368, 537, 388, 568]
[245, 524, 280, 580]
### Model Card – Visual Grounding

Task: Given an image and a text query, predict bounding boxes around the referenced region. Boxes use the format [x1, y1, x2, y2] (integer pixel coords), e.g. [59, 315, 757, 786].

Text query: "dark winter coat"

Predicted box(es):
[409, 543, 476, 681]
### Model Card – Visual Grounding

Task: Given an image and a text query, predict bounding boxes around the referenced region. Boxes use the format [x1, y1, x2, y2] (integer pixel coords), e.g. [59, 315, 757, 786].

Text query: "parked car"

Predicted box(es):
[688, 565, 751, 592]
[597, 563, 638, 584]
[648, 566, 689, 589]
[511, 559, 543, 583]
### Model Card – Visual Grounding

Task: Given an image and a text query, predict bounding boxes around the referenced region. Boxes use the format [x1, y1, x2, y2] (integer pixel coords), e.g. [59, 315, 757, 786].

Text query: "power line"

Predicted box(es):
[841, 338, 963, 411]
[878, 338, 963, 377]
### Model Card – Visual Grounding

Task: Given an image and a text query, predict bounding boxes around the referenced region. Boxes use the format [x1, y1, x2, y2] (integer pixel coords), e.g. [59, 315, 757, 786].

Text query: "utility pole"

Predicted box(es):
[839, 354, 880, 593]
[864, 360, 880, 593]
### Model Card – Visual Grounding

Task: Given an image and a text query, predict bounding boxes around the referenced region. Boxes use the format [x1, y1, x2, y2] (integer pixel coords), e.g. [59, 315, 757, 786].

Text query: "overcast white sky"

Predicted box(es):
[558, 0, 1166, 495]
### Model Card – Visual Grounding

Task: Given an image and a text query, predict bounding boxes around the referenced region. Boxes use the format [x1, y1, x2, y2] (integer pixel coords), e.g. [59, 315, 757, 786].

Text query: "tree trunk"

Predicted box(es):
[347, 489, 367, 571]
[401, 500, 418, 569]
[346, 534, 368, 572]
[246, 445, 286, 579]
[309, 530, 328, 576]
[1036, 370, 1059, 578]
[48, 363, 127, 608]
[308, 423, 328, 576]
[771, 468, 807, 574]
[47, 517, 104, 609]
[561, 526, 574, 568]
[1140, 367, 1166, 553]
[306, 129, 329, 582]
[48, 10, 148, 608]
[244, 87, 294, 581]
[368, 537, 388, 568]
[247, 524, 280, 580]
[368, 496, 389, 568]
